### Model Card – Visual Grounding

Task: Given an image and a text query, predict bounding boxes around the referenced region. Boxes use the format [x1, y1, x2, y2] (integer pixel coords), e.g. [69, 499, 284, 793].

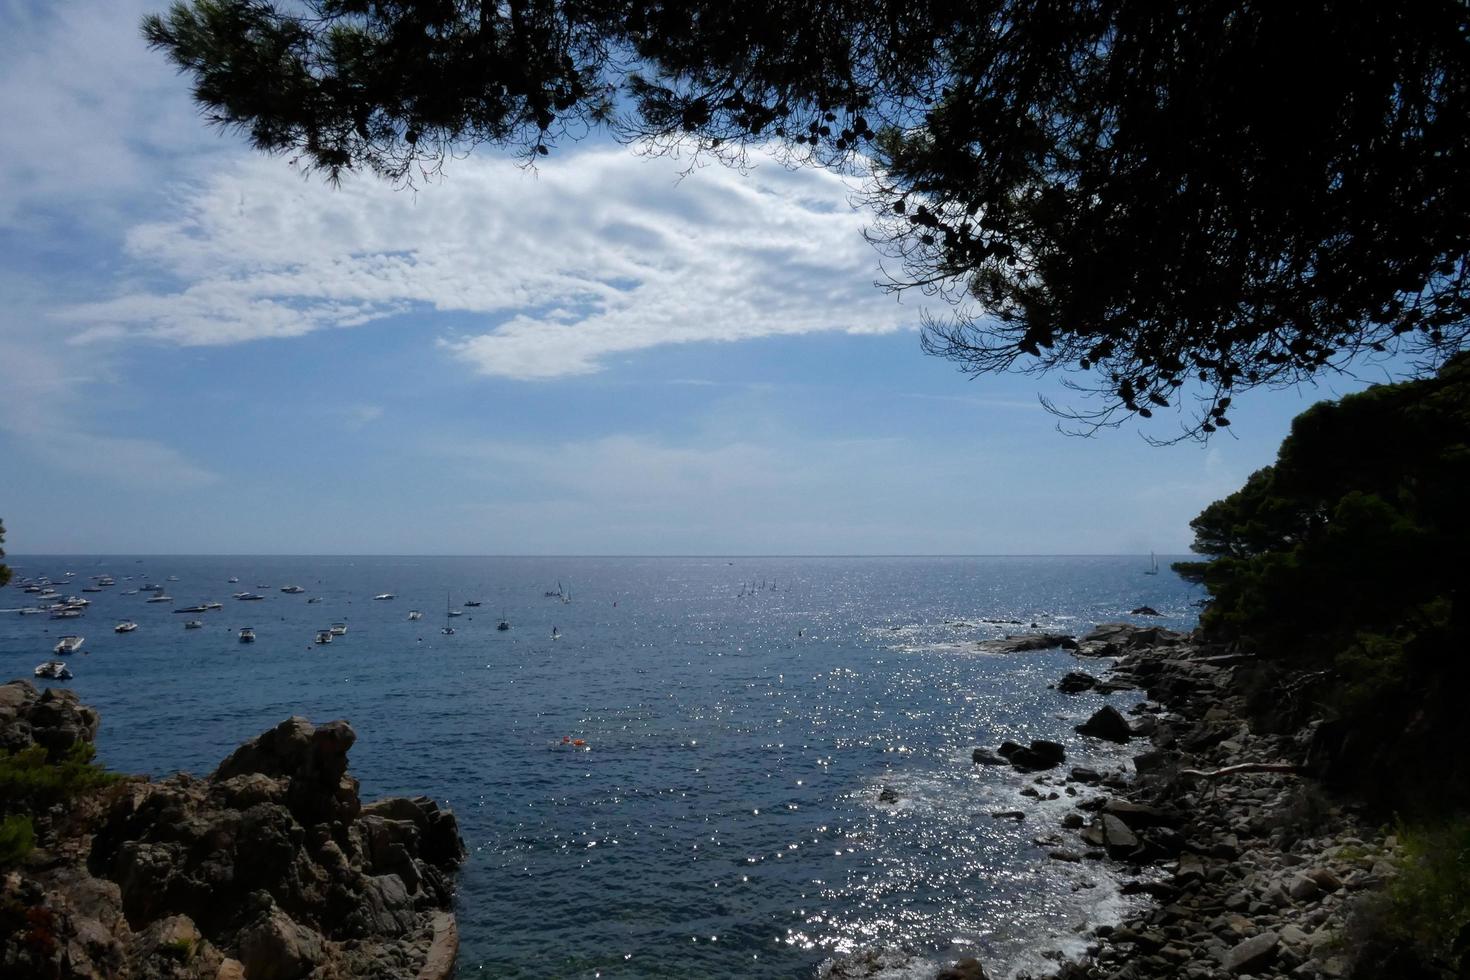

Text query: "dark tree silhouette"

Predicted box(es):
[144, 1, 1470, 435]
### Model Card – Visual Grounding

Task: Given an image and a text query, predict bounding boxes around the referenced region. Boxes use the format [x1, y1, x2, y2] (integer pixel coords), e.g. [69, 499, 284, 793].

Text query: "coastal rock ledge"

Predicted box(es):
[0, 680, 465, 980]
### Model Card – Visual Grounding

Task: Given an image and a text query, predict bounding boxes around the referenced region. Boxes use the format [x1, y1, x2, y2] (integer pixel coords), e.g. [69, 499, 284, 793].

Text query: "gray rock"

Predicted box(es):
[972, 747, 1008, 765]
[1076, 704, 1132, 743]
[1081, 814, 1139, 854]
[1057, 672, 1099, 694]
[1220, 932, 1279, 973]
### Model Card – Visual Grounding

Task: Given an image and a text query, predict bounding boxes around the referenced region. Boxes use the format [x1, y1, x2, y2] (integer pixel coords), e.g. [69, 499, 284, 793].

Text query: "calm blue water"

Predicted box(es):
[2, 556, 1199, 979]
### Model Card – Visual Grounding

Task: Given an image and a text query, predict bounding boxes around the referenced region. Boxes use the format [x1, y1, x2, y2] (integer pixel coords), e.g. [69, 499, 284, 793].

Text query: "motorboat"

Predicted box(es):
[307, 597, 323, 604]
[204, 602, 223, 610]
[146, 595, 174, 603]
[121, 590, 139, 596]
[35, 661, 73, 680]
[166, 575, 179, 582]
[140, 583, 162, 591]
[238, 628, 256, 643]
[228, 577, 240, 584]
[281, 585, 305, 594]
[440, 626, 456, 635]
[464, 600, 482, 607]
[54, 635, 85, 655]
[184, 620, 204, 629]
[233, 593, 264, 601]
[49, 606, 83, 619]
[329, 623, 347, 636]
[408, 610, 423, 621]
[82, 586, 103, 593]
[62, 596, 89, 607]
[175, 605, 209, 613]
[114, 621, 138, 633]
[497, 612, 510, 631]
[97, 576, 115, 587]
[447, 609, 464, 618]
[314, 630, 333, 644]
[373, 593, 395, 601]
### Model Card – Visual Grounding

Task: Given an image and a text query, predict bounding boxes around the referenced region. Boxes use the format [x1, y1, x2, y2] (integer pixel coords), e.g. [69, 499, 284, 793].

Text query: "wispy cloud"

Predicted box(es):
[61, 147, 920, 377]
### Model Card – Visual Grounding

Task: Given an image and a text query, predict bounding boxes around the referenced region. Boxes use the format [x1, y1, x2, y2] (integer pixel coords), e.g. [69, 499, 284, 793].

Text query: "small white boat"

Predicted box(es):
[35, 661, 73, 680]
[146, 595, 174, 603]
[204, 601, 223, 610]
[407, 610, 423, 621]
[228, 577, 240, 584]
[238, 628, 256, 643]
[114, 621, 138, 633]
[440, 626, 456, 635]
[281, 585, 305, 594]
[447, 609, 464, 618]
[373, 593, 395, 601]
[233, 593, 264, 601]
[314, 630, 333, 644]
[54, 635, 85, 655]
[166, 575, 179, 582]
[307, 597, 323, 604]
[49, 606, 82, 620]
[184, 620, 204, 629]
[329, 623, 347, 636]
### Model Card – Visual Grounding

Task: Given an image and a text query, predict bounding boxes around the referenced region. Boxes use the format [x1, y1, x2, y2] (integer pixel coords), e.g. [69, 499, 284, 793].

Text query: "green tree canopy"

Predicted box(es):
[144, 1, 1470, 434]
[1181, 354, 1470, 808]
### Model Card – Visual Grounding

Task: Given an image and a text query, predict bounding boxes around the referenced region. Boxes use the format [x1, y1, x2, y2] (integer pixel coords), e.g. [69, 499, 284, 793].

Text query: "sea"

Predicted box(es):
[1, 555, 1201, 979]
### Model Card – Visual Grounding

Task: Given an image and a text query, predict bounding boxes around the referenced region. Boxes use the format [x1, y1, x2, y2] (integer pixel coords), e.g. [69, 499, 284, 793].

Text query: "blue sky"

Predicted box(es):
[0, 0, 1390, 556]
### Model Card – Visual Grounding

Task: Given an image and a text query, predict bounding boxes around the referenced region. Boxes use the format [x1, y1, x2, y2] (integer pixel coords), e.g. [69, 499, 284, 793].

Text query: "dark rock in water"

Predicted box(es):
[935, 957, 990, 980]
[0, 683, 465, 980]
[1068, 766, 1103, 784]
[1129, 606, 1160, 616]
[1062, 813, 1085, 829]
[972, 747, 1008, 765]
[1220, 932, 1279, 973]
[975, 633, 1076, 654]
[1008, 739, 1066, 772]
[996, 740, 1023, 759]
[1076, 704, 1132, 743]
[878, 785, 900, 804]
[991, 810, 1026, 820]
[1056, 671, 1099, 694]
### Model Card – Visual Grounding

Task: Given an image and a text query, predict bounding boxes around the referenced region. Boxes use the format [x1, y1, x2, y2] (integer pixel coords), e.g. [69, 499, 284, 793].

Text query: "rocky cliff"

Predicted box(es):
[0, 681, 464, 980]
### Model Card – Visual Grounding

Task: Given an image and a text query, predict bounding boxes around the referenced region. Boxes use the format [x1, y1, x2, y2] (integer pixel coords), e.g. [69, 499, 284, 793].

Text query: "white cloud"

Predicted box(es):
[61, 146, 920, 377]
[0, 0, 225, 230]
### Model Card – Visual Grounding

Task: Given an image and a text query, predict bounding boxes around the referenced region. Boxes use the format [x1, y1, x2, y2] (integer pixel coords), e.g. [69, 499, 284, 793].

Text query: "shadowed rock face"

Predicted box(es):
[0, 681, 464, 980]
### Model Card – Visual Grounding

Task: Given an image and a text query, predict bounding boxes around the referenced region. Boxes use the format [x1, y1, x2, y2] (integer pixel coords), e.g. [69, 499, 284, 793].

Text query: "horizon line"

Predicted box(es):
[5, 552, 1189, 560]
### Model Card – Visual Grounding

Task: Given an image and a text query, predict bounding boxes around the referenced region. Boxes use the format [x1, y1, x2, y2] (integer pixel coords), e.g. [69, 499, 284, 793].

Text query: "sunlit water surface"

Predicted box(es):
[2, 556, 1199, 978]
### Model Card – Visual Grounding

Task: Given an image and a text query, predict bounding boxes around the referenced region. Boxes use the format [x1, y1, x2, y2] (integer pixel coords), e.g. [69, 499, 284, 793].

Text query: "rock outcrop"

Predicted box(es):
[0, 680, 464, 980]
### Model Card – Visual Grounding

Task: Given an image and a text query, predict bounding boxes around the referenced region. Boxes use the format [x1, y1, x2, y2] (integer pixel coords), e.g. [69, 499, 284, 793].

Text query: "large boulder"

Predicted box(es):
[1080, 814, 1139, 854]
[1076, 704, 1132, 743]
[0, 680, 100, 758]
[998, 739, 1067, 772]
[1056, 672, 1099, 694]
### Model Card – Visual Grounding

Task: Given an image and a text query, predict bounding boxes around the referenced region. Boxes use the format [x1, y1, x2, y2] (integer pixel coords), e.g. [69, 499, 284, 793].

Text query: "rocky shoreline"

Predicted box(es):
[0, 680, 464, 979]
[833, 623, 1394, 980]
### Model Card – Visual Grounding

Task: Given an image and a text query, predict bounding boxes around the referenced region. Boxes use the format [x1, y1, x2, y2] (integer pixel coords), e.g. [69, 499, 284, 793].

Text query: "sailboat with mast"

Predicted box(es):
[441, 593, 456, 635]
[1144, 552, 1159, 575]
